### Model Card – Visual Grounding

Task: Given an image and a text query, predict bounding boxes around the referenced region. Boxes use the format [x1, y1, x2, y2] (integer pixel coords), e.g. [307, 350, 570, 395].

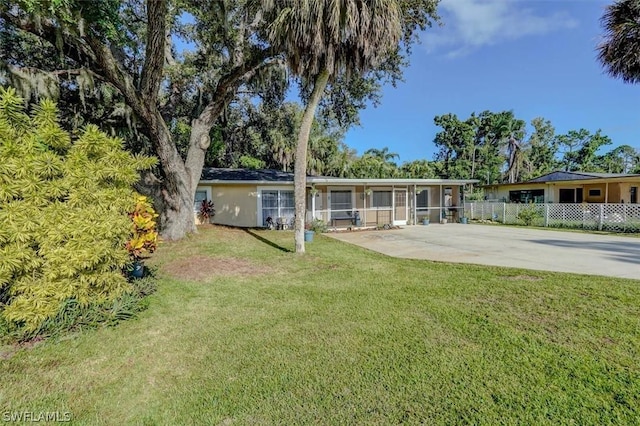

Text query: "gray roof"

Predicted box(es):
[526, 171, 640, 183]
[200, 168, 479, 185]
[201, 168, 296, 182]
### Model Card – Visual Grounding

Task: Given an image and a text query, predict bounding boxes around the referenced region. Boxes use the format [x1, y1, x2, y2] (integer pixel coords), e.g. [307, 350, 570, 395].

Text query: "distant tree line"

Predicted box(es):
[208, 102, 639, 183]
[431, 110, 639, 184]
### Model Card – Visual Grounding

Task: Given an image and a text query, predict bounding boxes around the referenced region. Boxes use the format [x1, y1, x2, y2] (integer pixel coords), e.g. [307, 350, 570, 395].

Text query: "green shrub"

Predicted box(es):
[517, 205, 543, 226]
[0, 87, 156, 332]
[197, 199, 215, 223]
[126, 195, 159, 260]
[0, 271, 158, 343]
[307, 219, 328, 233]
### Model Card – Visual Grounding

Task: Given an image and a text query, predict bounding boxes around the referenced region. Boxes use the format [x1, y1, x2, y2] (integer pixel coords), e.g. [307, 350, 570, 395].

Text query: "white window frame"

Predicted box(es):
[194, 186, 212, 212]
[327, 186, 356, 219]
[368, 187, 393, 209]
[416, 188, 430, 210]
[256, 185, 295, 226]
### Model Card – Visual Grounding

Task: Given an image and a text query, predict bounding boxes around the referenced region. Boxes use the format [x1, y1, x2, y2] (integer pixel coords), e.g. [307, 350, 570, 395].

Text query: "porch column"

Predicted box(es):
[414, 184, 417, 225]
[439, 184, 443, 221]
[605, 182, 609, 204]
[364, 184, 367, 226]
[311, 188, 316, 220]
[391, 184, 395, 224]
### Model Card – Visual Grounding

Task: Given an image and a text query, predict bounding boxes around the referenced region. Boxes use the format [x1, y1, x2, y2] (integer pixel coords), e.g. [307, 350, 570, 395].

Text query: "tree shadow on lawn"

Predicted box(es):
[528, 238, 640, 265]
[243, 229, 292, 253]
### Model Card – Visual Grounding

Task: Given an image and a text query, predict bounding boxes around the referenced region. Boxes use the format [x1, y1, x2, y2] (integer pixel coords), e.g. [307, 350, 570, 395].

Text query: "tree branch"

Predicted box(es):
[139, 0, 167, 101]
[197, 50, 279, 126]
[1, 9, 150, 122]
[0, 12, 96, 70]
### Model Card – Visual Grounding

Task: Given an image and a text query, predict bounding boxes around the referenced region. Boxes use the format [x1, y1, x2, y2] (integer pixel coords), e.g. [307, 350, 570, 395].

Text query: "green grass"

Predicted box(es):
[2, 226, 640, 424]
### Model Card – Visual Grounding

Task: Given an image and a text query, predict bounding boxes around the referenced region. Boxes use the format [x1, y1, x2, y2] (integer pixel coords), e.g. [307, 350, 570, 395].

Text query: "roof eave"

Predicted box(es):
[307, 178, 479, 185]
[199, 180, 294, 185]
[200, 178, 480, 185]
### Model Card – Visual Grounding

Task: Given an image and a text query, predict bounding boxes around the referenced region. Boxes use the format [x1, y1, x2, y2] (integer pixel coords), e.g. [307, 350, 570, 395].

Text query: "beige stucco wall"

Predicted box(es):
[619, 183, 631, 203]
[608, 184, 620, 203]
[618, 182, 640, 203]
[487, 183, 549, 202]
[197, 182, 472, 227]
[204, 184, 262, 227]
[581, 183, 605, 203]
[487, 178, 640, 204]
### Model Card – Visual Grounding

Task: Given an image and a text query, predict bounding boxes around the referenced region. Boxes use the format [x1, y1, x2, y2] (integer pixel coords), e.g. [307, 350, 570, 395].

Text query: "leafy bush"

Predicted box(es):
[198, 199, 215, 223]
[0, 271, 158, 343]
[464, 188, 486, 201]
[126, 196, 159, 260]
[238, 155, 265, 169]
[306, 219, 328, 233]
[517, 205, 543, 226]
[0, 87, 156, 332]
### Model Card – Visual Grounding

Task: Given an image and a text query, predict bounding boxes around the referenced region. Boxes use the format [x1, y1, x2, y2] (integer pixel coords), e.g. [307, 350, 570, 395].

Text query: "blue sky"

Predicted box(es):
[341, 0, 640, 163]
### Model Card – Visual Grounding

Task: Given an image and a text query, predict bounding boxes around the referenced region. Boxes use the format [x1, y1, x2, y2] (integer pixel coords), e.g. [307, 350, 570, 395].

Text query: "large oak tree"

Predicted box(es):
[1, 0, 281, 240]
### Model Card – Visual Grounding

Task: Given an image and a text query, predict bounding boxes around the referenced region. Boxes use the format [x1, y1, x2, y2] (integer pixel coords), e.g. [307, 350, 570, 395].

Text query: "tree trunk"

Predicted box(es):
[185, 118, 212, 194]
[159, 186, 197, 240]
[294, 69, 330, 253]
[149, 114, 198, 240]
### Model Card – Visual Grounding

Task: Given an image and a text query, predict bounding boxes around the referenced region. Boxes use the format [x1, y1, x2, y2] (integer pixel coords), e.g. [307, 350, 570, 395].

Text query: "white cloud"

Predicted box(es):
[424, 0, 579, 57]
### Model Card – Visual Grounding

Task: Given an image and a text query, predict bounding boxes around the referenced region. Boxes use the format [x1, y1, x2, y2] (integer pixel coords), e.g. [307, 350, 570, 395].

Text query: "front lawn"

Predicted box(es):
[2, 226, 639, 424]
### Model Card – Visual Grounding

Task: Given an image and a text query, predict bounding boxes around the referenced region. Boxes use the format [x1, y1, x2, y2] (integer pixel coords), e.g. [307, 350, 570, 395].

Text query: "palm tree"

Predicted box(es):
[271, 130, 295, 172]
[597, 0, 640, 84]
[364, 147, 400, 164]
[493, 112, 526, 183]
[264, 0, 403, 253]
[400, 159, 434, 179]
[327, 143, 356, 177]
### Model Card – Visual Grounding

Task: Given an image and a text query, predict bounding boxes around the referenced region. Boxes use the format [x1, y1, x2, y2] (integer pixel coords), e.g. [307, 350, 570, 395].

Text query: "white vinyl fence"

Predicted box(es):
[464, 202, 640, 233]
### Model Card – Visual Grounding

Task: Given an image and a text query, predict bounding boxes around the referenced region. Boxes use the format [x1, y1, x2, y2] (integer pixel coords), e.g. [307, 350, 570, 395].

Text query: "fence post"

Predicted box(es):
[503, 203, 506, 223]
[471, 203, 474, 220]
[598, 204, 604, 231]
[545, 204, 549, 227]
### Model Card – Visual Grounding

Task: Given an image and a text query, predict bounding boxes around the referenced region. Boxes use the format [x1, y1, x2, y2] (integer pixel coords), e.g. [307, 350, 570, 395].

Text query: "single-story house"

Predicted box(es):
[483, 171, 640, 204]
[196, 168, 478, 228]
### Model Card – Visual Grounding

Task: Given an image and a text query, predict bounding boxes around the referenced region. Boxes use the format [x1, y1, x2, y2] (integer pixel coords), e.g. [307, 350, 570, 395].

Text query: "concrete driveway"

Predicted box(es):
[327, 224, 640, 280]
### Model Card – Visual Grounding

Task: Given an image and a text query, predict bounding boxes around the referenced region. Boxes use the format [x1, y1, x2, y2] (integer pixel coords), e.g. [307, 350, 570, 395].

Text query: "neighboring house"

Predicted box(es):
[484, 171, 640, 204]
[196, 168, 478, 227]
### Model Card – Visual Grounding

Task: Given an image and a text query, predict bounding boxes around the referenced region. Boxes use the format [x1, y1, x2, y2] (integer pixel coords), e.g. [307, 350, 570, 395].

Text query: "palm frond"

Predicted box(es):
[597, 0, 640, 84]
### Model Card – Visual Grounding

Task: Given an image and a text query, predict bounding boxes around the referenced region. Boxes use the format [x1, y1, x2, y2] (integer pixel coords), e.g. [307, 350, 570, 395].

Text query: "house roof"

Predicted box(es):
[481, 171, 640, 188]
[200, 168, 479, 186]
[201, 168, 296, 183]
[526, 171, 639, 183]
[306, 176, 478, 185]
